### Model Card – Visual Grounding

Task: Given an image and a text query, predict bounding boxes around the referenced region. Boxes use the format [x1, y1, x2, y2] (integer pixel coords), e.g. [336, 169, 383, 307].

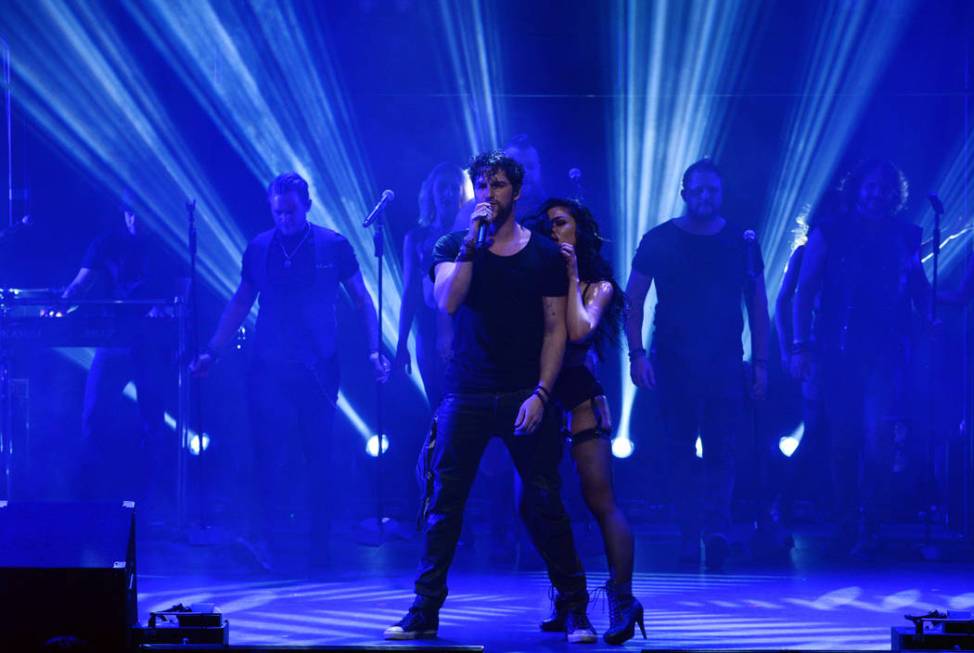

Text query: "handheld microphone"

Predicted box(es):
[475, 204, 492, 248]
[362, 189, 395, 228]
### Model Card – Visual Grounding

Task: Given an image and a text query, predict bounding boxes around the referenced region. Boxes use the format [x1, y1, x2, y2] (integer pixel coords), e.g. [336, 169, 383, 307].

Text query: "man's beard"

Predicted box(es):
[689, 206, 717, 219]
[491, 205, 514, 230]
[857, 200, 892, 220]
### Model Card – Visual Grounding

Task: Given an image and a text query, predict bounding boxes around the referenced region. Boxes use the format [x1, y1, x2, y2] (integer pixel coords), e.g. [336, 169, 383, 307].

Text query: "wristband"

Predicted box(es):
[533, 384, 550, 403]
[455, 240, 476, 262]
[628, 347, 647, 360]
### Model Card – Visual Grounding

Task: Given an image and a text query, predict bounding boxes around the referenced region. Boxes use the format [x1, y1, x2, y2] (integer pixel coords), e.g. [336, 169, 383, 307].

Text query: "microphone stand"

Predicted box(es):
[361, 200, 396, 545]
[183, 199, 208, 536]
[921, 196, 944, 560]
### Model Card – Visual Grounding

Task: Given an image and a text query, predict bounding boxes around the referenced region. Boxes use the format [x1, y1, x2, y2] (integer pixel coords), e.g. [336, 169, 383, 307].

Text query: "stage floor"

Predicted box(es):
[136, 524, 974, 651]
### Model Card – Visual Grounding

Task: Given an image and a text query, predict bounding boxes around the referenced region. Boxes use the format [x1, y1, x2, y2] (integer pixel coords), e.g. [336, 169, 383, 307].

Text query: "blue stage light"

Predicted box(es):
[365, 434, 390, 458]
[609, 0, 760, 457]
[1, 1, 248, 298]
[434, 0, 506, 154]
[123, 0, 406, 344]
[187, 433, 211, 456]
[1, 0, 423, 445]
[779, 423, 804, 458]
[918, 127, 974, 275]
[760, 1, 915, 307]
[611, 428, 634, 459]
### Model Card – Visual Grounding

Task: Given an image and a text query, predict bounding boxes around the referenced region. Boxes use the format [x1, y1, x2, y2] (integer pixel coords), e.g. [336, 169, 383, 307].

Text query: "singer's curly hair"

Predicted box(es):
[468, 151, 524, 196]
[837, 158, 909, 216]
[531, 198, 626, 360]
[417, 162, 465, 227]
[267, 171, 310, 203]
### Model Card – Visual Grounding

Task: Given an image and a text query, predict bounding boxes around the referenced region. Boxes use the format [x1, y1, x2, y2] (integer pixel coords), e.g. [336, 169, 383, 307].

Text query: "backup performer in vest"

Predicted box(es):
[191, 171, 391, 570]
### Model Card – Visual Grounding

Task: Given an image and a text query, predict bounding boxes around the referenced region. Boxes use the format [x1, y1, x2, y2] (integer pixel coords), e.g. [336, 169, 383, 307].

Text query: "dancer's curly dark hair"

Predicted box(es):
[529, 198, 626, 360]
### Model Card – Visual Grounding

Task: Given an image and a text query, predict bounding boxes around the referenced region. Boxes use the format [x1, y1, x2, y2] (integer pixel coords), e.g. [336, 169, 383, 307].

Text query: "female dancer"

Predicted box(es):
[536, 198, 644, 645]
[394, 162, 466, 408]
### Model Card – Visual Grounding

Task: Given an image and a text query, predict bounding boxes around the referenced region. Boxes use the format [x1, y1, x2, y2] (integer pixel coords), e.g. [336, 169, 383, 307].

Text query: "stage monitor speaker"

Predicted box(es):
[0, 500, 137, 651]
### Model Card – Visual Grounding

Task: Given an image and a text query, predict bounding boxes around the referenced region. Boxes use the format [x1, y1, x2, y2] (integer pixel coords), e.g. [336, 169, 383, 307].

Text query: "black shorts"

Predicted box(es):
[553, 365, 605, 412]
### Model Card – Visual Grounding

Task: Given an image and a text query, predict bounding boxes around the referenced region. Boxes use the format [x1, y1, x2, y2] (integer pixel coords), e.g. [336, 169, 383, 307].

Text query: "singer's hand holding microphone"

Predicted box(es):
[469, 201, 494, 249]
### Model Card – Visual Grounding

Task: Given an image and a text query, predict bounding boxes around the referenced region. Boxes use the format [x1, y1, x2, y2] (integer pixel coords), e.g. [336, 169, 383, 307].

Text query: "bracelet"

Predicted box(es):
[455, 240, 476, 262]
[533, 384, 551, 403]
[628, 347, 647, 360]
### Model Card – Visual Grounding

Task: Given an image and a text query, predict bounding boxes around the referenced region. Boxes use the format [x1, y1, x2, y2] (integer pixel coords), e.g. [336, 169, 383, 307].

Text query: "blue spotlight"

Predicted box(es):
[918, 126, 974, 276]
[123, 0, 406, 347]
[1, 1, 425, 445]
[610, 0, 761, 454]
[1, 1, 248, 298]
[187, 433, 211, 456]
[337, 392, 388, 455]
[761, 0, 916, 307]
[434, 0, 507, 153]
[779, 423, 805, 458]
[611, 424, 635, 459]
[366, 434, 390, 458]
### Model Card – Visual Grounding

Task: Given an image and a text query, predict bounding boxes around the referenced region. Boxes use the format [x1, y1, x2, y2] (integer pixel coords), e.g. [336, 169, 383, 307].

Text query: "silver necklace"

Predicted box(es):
[279, 224, 311, 268]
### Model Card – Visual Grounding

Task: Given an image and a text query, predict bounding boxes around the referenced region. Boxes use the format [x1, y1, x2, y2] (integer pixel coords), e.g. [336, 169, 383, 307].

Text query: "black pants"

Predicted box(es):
[79, 346, 169, 503]
[415, 389, 587, 610]
[821, 351, 907, 536]
[248, 357, 339, 546]
[655, 357, 743, 540]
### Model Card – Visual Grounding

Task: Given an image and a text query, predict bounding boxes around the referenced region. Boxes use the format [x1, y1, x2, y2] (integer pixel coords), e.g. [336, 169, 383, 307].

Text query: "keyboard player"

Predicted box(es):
[60, 192, 181, 512]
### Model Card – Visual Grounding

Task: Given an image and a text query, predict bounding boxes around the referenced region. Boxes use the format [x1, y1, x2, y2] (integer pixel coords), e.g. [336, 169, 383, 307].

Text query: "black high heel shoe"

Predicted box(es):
[603, 582, 646, 645]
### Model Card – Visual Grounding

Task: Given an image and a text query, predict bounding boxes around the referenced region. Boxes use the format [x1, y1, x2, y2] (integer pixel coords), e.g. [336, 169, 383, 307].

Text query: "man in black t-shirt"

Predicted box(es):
[385, 152, 593, 643]
[62, 196, 178, 505]
[191, 171, 390, 569]
[624, 159, 770, 571]
[450, 136, 550, 559]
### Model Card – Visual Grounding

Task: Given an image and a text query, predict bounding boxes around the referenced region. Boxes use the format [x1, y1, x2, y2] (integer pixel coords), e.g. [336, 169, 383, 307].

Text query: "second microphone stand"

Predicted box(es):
[361, 201, 400, 544]
[921, 194, 944, 560]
